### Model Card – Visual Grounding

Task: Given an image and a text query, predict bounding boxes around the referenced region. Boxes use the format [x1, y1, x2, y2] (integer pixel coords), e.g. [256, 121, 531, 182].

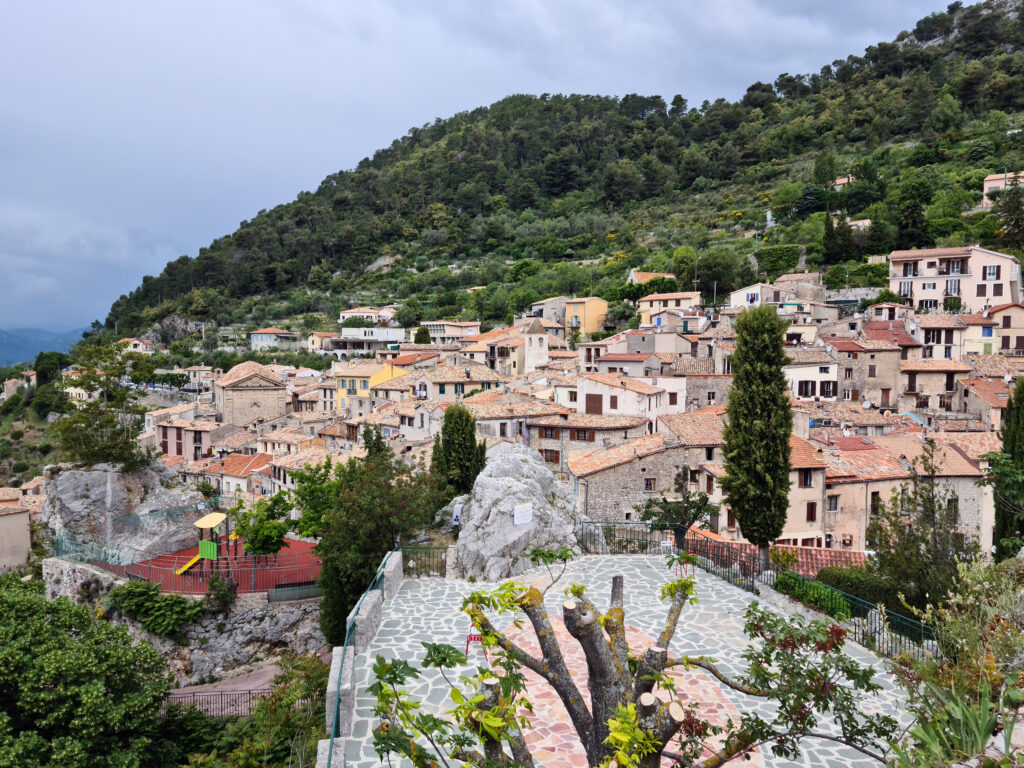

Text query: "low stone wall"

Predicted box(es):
[42, 556, 326, 685]
[319, 550, 404, 768]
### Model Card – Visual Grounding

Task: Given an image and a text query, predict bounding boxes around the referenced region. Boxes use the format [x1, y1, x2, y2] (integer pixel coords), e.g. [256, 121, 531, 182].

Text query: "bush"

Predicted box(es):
[816, 565, 903, 613]
[755, 244, 800, 278]
[107, 581, 205, 636]
[11, 461, 28, 474]
[9, 430, 23, 441]
[775, 571, 851, 620]
[204, 573, 238, 614]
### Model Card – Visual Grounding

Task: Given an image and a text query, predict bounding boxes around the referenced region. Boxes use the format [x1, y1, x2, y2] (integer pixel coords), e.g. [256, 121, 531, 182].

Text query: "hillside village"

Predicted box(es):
[20, 242, 1016, 563]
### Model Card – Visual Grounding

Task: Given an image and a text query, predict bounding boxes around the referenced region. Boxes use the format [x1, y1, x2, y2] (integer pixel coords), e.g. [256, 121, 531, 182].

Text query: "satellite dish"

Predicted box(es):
[884, 410, 892, 418]
[862, 401, 872, 409]
[816, 338, 824, 346]
[983, 310, 990, 318]
[854, 312, 861, 319]
[1005, 375, 1014, 383]
[842, 428, 851, 437]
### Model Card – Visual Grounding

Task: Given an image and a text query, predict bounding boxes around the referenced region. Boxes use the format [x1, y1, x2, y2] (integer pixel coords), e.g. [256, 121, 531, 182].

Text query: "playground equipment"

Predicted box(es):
[175, 512, 227, 576]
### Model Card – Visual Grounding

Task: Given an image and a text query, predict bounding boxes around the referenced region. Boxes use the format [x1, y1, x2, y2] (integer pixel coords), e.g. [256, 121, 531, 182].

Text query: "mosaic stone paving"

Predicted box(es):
[344, 556, 906, 768]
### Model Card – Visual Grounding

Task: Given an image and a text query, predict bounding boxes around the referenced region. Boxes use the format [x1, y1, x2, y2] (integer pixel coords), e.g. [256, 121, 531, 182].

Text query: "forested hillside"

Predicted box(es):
[105, 0, 1024, 339]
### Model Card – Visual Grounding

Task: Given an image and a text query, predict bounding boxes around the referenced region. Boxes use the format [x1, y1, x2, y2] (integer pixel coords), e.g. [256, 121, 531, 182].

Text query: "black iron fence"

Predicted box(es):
[166, 689, 269, 718]
[398, 546, 448, 577]
[579, 521, 941, 662]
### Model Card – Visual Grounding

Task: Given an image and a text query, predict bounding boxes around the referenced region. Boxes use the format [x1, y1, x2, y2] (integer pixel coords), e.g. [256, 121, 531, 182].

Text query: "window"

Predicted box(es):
[541, 427, 558, 439]
[818, 366, 830, 374]
[916, 394, 930, 409]
[806, 502, 817, 523]
[499, 422, 507, 437]
[727, 508, 736, 529]
[820, 381, 836, 398]
[946, 279, 960, 296]
[922, 282, 936, 290]
[843, 389, 852, 401]
[1005, 315, 1013, 329]
[669, 392, 677, 406]
[542, 449, 560, 464]
[689, 468, 699, 483]
[455, 383, 465, 395]
[994, 283, 1004, 296]
[798, 469, 814, 488]
[438, 383, 446, 394]
[644, 478, 656, 492]
[983, 326, 994, 337]
[705, 447, 714, 461]
[844, 368, 853, 379]
[985, 264, 1000, 281]
[609, 395, 618, 409]
[870, 491, 881, 516]
[868, 365, 876, 378]
[571, 429, 593, 442]
[827, 495, 839, 511]
[707, 392, 716, 404]
[977, 284, 987, 297]
[797, 380, 816, 397]
[569, 390, 578, 403]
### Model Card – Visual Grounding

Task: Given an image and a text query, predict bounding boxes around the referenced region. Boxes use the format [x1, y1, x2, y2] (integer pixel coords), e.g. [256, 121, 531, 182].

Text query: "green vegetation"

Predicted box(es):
[773, 570, 852, 620]
[0, 573, 170, 767]
[106, 581, 206, 637]
[815, 564, 903, 614]
[430, 405, 487, 500]
[83, 1, 1024, 350]
[988, 377, 1024, 560]
[720, 304, 792, 565]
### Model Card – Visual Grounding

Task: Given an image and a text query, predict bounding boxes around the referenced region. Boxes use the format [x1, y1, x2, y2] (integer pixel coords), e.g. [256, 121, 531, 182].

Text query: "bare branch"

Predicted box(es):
[665, 657, 767, 697]
[657, 580, 692, 650]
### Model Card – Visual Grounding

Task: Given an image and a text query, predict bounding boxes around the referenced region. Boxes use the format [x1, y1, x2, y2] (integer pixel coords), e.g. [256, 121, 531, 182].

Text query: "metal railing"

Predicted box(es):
[579, 521, 940, 662]
[166, 689, 269, 718]
[398, 545, 448, 577]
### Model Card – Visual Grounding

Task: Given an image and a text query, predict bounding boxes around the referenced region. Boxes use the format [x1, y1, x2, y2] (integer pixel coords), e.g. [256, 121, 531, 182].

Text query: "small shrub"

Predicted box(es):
[775, 571, 851, 620]
[38, 443, 53, 456]
[204, 574, 238, 615]
[769, 547, 799, 570]
[11, 461, 29, 474]
[816, 565, 902, 613]
[10, 430, 24, 441]
[107, 581, 205, 636]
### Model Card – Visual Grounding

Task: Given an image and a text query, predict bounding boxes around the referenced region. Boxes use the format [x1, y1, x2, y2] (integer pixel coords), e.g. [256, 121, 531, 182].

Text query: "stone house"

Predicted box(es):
[568, 434, 690, 522]
[268, 448, 332, 497]
[824, 338, 902, 410]
[565, 297, 608, 337]
[898, 358, 972, 421]
[214, 361, 287, 428]
[306, 331, 340, 353]
[394, 400, 449, 441]
[784, 348, 839, 402]
[117, 337, 154, 355]
[402, 365, 509, 404]
[256, 426, 324, 456]
[249, 327, 299, 351]
[627, 269, 676, 285]
[529, 296, 570, 327]
[636, 292, 702, 324]
[911, 314, 967, 360]
[956, 313, 999, 355]
[527, 413, 650, 472]
[576, 373, 673, 421]
[956, 377, 1012, 430]
[205, 452, 274, 497]
[861, 321, 923, 361]
[656, 411, 725, 493]
[422, 321, 481, 345]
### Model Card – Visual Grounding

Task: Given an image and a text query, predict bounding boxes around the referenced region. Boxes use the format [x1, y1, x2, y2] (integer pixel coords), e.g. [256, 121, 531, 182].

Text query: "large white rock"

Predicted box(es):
[449, 442, 582, 581]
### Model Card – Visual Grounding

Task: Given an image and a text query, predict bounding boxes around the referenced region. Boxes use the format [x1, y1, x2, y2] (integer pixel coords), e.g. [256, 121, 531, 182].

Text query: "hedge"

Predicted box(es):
[816, 565, 904, 613]
[775, 571, 852, 621]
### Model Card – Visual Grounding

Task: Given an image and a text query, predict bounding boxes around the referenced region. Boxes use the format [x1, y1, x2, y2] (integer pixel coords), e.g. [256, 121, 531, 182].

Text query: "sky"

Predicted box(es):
[0, 0, 948, 330]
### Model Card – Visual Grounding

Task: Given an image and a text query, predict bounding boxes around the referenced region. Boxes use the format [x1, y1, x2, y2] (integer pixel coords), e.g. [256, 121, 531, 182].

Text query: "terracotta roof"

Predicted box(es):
[631, 271, 676, 284]
[823, 338, 864, 352]
[914, 314, 964, 329]
[390, 353, 439, 366]
[964, 353, 1024, 378]
[987, 303, 1024, 313]
[271, 448, 333, 471]
[216, 453, 274, 478]
[259, 426, 310, 444]
[412, 365, 510, 384]
[823, 443, 912, 483]
[956, 314, 997, 327]
[862, 325, 920, 348]
[985, 172, 1024, 182]
[217, 361, 285, 388]
[659, 413, 725, 446]
[790, 435, 826, 469]
[856, 339, 901, 351]
[871, 435, 983, 477]
[162, 419, 226, 432]
[213, 430, 258, 449]
[309, 331, 340, 338]
[250, 327, 296, 335]
[933, 431, 1002, 461]
[548, 350, 578, 359]
[674, 358, 717, 375]
[899, 359, 971, 372]
[161, 455, 187, 468]
[960, 377, 1013, 408]
[786, 348, 836, 365]
[373, 374, 412, 391]
[568, 434, 679, 477]
[640, 292, 702, 302]
[463, 394, 569, 420]
[889, 246, 972, 261]
[580, 373, 664, 395]
[526, 413, 649, 429]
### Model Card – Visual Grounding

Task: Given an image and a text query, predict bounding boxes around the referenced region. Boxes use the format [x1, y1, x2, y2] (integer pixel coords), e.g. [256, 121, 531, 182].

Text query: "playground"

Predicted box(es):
[57, 509, 321, 596]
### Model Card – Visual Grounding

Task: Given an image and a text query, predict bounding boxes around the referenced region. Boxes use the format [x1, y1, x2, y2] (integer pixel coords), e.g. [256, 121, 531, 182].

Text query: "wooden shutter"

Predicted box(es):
[585, 394, 602, 415]
[997, 264, 1002, 279]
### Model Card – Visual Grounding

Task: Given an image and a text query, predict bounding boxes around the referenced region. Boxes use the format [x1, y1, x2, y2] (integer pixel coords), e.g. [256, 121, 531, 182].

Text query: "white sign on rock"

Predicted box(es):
[513, 503, 534, 526]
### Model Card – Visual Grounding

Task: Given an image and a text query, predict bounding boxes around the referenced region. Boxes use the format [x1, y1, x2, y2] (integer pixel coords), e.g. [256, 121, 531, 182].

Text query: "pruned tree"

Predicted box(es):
[639, 468, 718, 544]
[720, 304, 792, 566]
[371, 557, 896, 767]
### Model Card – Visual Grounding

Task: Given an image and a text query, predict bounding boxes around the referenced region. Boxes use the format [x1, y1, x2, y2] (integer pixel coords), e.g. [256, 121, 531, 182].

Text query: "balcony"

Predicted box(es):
[346, 388, 357, 396]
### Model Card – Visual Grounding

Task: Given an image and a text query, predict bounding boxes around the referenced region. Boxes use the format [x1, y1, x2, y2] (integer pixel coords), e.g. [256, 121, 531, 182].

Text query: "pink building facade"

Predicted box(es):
[889, 245, 1020, 313]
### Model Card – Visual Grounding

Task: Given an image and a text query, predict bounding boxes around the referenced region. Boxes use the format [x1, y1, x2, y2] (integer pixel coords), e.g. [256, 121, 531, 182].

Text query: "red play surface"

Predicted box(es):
[95, 538, 320, 594]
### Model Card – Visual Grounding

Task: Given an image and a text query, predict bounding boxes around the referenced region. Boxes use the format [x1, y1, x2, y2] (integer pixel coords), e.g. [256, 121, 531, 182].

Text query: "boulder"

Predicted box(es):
[42, 462, 207, 563]
[447, 442, 582, 581]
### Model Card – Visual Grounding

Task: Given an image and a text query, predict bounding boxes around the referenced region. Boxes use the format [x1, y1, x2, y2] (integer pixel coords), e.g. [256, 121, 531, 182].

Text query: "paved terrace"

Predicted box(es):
[332, 555, 906, 768]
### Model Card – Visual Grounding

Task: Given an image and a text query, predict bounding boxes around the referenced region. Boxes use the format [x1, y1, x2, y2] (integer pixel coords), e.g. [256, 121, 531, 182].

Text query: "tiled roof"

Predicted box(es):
[217, 361, 285, 388]
[272, 447, 333, 471]
[856, 339, 901, 351]
[309, 331, 340, 338]
[933, 431, 1001, 461]
[640, 292, 702, 302]
[862, 322, 921, 347]
[213, 430, 257, 449]
[250, 327, 296, 335]
[785, 348, 836, 365]
[215, 453, 274, 478]
[960, 377, 1013, 408]
[568, 434, 678, 477]
[464, 395, 569, 420]
[915, 314, 964, 329]
[335, 362, 386, 378]
[823, 444, 911, 483]
[630, 271, 676, 284]
[161, 455, 187, 468]
[373, 374, 412, 390]
[698, 326, 737, 340]
[580, 373, 664, 395]
[790, 435, 826, 469]
[956, 314, 997, 326]
[889, 246, 972, 261]
[822, 338, 863, 352]
[259, 426, 309, 444]
[987, 303, 1024, 313]
[412, 365, 510, 384]
[659, 413, 724, 446]
[674, 358, 717, 375]
[390, 353, 439, 366]
[599, 353, 657, 362]
[774, 272, 820, 284]
[964, 353, 1024, 378]
[899, 359, 971, 372]
[871, 435, 983, 477]
[162, 419, 226, 432]
[526, 413, 649, 429]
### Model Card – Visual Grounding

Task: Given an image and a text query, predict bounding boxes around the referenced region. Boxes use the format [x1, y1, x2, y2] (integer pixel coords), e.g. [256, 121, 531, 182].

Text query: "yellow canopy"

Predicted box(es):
[194, 512, 227, 530]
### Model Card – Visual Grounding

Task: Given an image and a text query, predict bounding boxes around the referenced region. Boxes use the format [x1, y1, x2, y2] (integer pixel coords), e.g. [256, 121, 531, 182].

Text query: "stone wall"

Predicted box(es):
[577, 443, 691, 522]
[42, 556, 326, 685]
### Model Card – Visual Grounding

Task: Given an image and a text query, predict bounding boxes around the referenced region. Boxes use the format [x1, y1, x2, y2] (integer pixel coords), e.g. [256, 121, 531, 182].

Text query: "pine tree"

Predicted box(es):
[992, 377, 1024, 560]
[995, 180, 1024, 252]
[432, 405, 487, 499]
[896, 190, 933, 249]
[720, 304, 793, 566]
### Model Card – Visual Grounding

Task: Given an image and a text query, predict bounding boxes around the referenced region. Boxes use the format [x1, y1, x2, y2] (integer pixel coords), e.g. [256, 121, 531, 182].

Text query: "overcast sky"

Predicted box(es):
[0, 0, 948, 330]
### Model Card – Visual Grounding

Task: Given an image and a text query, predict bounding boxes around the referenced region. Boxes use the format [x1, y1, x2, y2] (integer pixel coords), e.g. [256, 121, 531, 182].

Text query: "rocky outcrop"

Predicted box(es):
[446, 442, 582, 581]
[41, 557, 324, 685]
[42, 462, 206, 563]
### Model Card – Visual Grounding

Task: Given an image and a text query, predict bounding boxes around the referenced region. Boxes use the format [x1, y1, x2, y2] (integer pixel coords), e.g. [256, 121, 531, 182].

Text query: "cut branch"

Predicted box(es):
[634, 645, 667, 699]
[665, 657, 767, 697]
[657, 579, 693, 650]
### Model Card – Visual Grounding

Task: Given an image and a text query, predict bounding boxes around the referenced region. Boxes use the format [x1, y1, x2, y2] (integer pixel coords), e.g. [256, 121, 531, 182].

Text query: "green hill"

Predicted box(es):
[103, 0, 1024, 343]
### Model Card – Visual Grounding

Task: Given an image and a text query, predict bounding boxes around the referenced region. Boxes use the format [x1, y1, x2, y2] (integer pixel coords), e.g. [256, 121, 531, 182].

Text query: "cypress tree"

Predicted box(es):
[432, 405, 487, 498]
[994, 377, 1024, 560]
[414, 326, 431, 344]
[719, 304, 793, 566]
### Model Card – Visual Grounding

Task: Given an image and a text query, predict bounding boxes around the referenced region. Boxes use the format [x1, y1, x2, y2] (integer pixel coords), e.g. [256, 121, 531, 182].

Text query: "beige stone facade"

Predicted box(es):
[214, 361, 288, 428]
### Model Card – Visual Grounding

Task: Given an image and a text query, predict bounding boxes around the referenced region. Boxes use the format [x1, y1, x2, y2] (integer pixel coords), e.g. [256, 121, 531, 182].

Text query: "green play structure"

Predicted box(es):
[175, 512, 227, 575]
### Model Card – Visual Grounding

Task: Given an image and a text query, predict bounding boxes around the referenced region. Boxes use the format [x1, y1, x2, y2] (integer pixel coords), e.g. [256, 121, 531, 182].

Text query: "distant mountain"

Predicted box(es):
[0, 327, 85, 367]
